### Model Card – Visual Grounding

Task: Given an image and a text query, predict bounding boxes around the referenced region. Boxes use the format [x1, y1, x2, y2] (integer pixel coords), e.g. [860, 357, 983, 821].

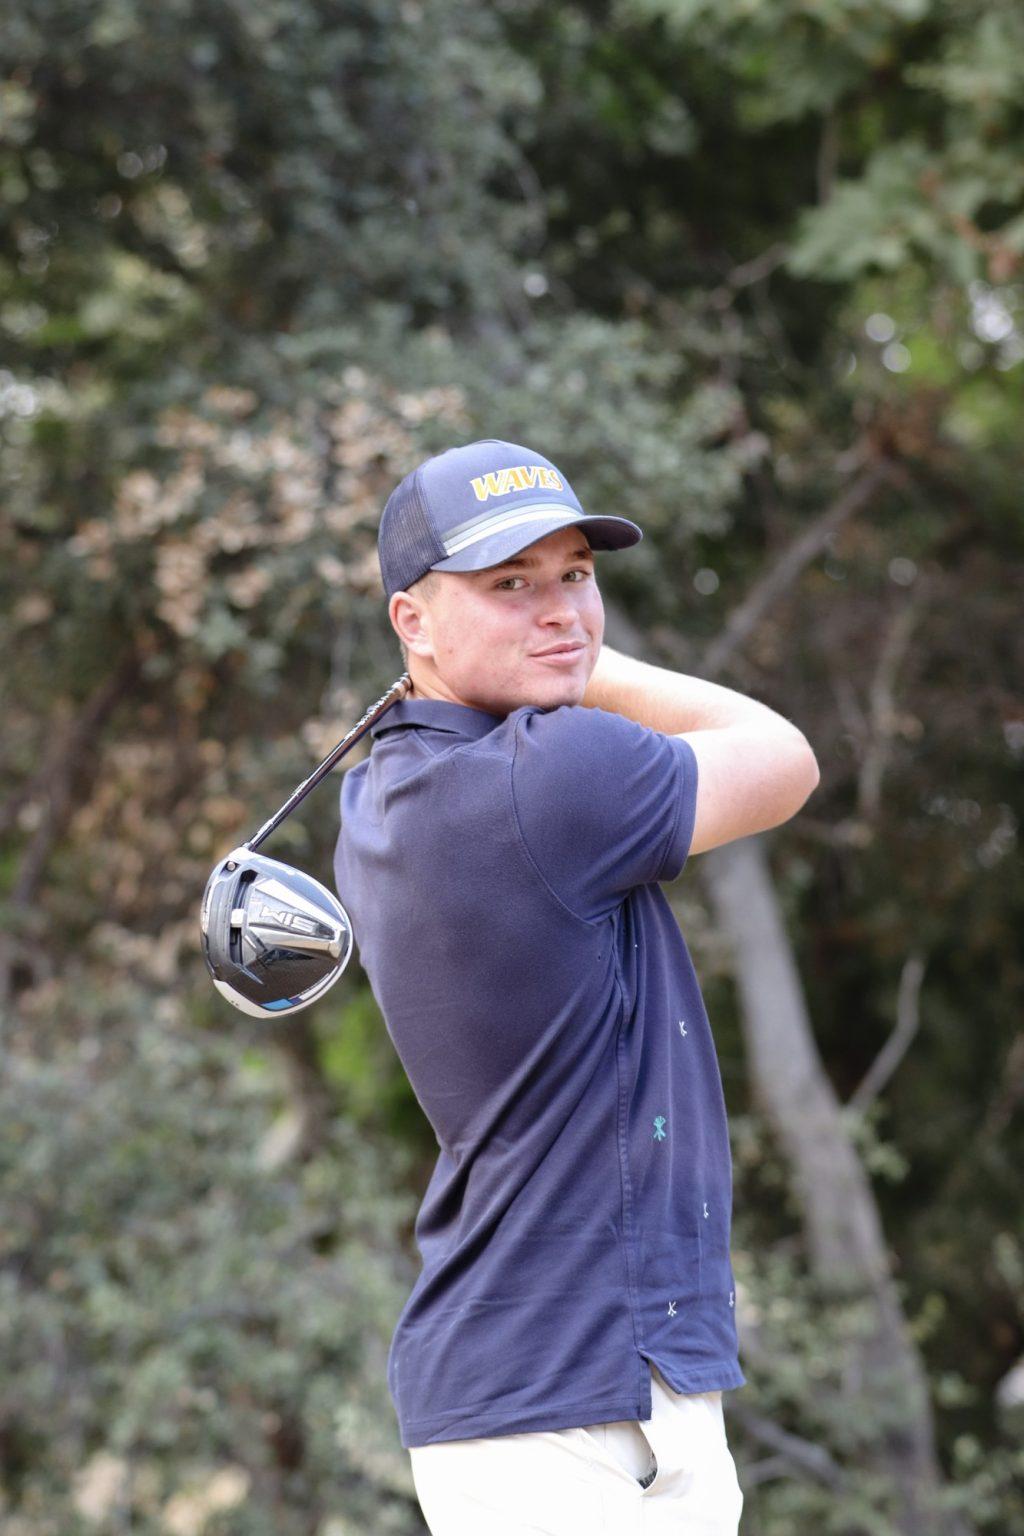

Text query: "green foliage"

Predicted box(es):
[0, 994, 424, 1534]
[2, 0, 1023, 1529]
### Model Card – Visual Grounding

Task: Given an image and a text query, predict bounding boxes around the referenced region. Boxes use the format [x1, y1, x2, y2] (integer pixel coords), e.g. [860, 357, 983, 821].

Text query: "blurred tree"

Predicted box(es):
[2, 0, 1023, 1531]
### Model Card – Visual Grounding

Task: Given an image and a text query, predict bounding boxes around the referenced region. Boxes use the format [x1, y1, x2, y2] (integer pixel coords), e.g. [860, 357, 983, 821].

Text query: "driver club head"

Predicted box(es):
[200, 846, 354, 1018]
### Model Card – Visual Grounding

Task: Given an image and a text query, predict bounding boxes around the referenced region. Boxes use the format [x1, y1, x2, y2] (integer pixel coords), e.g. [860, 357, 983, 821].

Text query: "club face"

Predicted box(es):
[200, 848, 354, 1018]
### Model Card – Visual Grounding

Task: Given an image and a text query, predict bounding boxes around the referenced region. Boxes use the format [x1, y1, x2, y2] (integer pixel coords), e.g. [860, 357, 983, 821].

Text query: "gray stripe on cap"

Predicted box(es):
[442, 504, 582, 556]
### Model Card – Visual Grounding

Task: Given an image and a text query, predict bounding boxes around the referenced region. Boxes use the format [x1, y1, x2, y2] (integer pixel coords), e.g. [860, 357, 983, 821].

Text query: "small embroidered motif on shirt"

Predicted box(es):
[728, 1290, 735, 1308]
[677, 1019, 688, 1037]
[703, 1201, 709, 1218]
[667, 1300, 677, 1317]
[653, 1116, 667, 1140]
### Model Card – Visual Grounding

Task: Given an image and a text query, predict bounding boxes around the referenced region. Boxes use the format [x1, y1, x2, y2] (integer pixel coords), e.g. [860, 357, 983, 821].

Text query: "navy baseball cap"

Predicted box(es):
[377, 438, 643, 599]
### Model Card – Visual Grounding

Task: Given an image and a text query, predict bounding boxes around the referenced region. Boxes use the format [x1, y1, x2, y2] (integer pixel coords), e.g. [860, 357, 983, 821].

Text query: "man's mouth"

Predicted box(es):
[531, 642, 586, 658]
[531, 642, 587, 666]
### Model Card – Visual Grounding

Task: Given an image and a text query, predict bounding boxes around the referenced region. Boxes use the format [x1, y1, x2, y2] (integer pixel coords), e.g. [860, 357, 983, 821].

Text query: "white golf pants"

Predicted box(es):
[408, 1361, 745, 1535]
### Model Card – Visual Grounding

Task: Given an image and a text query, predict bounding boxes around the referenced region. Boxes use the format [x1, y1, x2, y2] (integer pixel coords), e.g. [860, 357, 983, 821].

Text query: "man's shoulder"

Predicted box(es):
[508, 700, 632, 732]
[508, 703, 674, 808]
[509, 702, 659, 754]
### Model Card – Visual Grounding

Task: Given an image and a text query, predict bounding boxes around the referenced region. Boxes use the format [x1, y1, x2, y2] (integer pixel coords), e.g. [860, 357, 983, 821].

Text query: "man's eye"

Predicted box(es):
[494, 570, 590, 589]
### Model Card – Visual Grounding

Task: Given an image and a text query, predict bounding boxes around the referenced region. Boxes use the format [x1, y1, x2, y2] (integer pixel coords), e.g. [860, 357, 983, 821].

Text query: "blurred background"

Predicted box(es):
[2, 1, 1023, 1532]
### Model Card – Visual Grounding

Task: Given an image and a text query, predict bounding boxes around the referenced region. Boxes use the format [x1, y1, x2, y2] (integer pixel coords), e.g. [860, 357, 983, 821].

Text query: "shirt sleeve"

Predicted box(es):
[510, 704, 699, 922]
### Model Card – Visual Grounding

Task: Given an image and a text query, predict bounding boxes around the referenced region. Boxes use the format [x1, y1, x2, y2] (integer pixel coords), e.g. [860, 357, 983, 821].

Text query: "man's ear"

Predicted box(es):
[389, 590, 434, 661]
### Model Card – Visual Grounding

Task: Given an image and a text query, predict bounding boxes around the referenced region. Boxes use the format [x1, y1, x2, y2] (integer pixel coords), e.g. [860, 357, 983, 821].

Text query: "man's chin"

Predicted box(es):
[503, 675, 588, 714]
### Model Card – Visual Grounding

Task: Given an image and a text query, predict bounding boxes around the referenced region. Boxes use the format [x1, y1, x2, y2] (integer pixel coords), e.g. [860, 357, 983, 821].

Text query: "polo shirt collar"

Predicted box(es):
[370, 696, 507, 741]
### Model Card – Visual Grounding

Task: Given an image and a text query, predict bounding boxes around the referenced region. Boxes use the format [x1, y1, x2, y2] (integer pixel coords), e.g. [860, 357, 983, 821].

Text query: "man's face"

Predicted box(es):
[392, 524, 605, 716]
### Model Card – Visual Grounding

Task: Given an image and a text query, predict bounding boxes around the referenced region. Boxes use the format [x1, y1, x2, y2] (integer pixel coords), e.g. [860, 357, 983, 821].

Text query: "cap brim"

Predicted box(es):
[429, 507, 643, 574]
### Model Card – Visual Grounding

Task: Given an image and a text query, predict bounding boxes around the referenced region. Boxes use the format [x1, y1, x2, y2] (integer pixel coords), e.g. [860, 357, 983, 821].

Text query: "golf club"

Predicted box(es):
[199, 671, 412, 1017]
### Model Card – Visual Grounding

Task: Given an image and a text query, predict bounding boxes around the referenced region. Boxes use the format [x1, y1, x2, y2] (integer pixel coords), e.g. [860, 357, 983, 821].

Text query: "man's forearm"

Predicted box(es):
[580, 643, 809, 744]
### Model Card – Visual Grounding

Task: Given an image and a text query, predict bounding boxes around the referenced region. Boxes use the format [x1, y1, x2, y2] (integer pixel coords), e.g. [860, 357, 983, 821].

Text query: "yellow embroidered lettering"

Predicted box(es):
[470, 471, 509, 502]
[469, 464, 564, 501]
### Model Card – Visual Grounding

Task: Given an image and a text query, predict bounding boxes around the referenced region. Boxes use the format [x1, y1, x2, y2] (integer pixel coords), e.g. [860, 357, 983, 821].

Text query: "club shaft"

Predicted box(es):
[246, 672, 412, 851]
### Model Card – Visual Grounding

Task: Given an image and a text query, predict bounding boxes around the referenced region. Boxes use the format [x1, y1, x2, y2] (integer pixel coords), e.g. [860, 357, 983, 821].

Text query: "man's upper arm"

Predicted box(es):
[675, 725, 820, 856]
[511, 705, 699, 918]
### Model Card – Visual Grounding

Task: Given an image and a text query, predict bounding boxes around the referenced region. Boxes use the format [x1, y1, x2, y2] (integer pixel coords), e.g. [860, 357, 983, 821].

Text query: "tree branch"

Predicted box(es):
[729, 1404, 848, 1489]
[858, 581, 931, 823]
[847, 951, 927, 1115]
[0, 650, 141, 1024]
[702, 452, 897, 677]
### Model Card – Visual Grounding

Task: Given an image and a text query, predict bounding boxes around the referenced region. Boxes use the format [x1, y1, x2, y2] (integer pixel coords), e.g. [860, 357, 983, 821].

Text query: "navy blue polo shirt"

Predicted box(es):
[332, 696, 745, 1449]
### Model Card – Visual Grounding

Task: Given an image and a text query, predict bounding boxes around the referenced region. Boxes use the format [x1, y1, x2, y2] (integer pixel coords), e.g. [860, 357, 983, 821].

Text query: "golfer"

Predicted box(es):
[333, 438, 819, 1535]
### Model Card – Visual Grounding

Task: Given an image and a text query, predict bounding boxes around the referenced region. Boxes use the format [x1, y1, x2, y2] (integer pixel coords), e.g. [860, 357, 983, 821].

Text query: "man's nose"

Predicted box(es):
[538, 587, 582, 623]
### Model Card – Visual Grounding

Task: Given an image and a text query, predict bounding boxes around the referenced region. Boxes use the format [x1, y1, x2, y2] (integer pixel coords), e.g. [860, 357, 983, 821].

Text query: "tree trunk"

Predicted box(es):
[703, 835, 970, 1536]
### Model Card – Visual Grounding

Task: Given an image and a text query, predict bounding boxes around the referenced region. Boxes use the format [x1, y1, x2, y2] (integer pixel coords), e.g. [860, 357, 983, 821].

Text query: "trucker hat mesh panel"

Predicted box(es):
[379, 467, 447, 597]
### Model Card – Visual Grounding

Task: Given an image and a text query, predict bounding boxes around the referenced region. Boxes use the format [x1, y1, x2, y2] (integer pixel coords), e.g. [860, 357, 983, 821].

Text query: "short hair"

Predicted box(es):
[398, 569, 439, 667]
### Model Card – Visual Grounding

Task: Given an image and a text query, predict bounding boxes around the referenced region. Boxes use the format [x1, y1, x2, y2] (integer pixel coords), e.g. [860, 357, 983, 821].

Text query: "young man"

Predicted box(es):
[333, 439, 819, 1535]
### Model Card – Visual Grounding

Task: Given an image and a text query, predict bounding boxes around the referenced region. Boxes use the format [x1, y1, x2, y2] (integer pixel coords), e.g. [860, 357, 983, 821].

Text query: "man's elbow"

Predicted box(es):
[794, 739, 821, 804]
[775, 730, 820, 815]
